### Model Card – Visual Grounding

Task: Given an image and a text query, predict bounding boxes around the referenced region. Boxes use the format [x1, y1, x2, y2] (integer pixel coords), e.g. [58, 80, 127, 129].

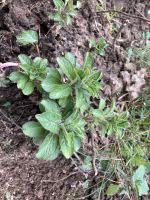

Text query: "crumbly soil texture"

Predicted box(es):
[0, 0, 150, 200]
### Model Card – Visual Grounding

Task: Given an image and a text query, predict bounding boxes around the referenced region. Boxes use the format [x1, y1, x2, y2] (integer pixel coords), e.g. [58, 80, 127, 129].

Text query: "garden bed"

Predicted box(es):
[0, 0, 150, 199]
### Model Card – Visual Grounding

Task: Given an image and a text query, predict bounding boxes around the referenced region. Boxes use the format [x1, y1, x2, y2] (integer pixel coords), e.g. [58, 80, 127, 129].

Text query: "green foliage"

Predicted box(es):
[96, 0, 117, 23]
[92, 99, 129, 136]
[106, 184, 120, 196]
[9, 31, 130, 161]
[49, 0, 81, 26]
[9, 54, 49, 95]
[89, 37, 107, 56]
[127, 32, 150, 67]
[132, 165, 149, 196]
[9, 27, 131, 165]
[16, 30, 38, 45]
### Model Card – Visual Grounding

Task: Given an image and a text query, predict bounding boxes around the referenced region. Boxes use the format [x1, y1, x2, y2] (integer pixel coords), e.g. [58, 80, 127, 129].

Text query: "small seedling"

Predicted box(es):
[49, 0, 81, 26]
[96, 0, 117, 23]
[126, 32, 150, 67]
[89, 37, 107, 56]
[96, 0, 123, 34]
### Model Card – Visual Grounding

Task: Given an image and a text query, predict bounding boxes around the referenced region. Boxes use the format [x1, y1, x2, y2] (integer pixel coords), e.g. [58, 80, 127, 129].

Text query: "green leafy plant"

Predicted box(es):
[92, 99, 129, 137]
[9, 30, 129, 161]
[49, 0, 81, 26]
[127, 32, 150, 67]
[132, 165, 149, 196]
[9, 55, 49, 95]
[89, 37, 107, 56]
[9, 31, 48, 95]
[16, 30, 38, 45]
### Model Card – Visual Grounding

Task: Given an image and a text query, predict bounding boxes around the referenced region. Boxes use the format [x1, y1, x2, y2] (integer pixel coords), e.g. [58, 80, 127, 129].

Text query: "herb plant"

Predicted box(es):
[49, 0, 81, 26]
[89, 37, 107, 56]
[9, 30, 129, 161]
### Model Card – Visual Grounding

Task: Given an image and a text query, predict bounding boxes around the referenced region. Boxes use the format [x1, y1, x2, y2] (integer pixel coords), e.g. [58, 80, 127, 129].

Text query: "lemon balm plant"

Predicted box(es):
[9, 30, 129, 160]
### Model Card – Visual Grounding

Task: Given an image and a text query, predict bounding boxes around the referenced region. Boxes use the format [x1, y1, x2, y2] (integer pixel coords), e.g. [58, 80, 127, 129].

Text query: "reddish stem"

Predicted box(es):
[0, 62, 19, 69]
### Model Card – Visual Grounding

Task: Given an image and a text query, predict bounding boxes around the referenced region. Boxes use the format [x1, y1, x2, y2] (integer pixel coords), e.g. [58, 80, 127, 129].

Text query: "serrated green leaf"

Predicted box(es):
[74, 136, 81, 151]
[41, 69, 61, 92]
[17, 74, 29, 89]
[49, 84, 71, 99]
[98, 37, 107, 56]
[22, 121, 44, 138]
[59, 131, 74, 159]
[99, 99, 106, 110]
[57, 56, 76, 80]
[36, 110, 62, 134]
[18, 54, 32, 73]
[22, 80, 34, 95]
[40, 99, 61, 114]
[36, 133, 60, 160]
[33, 57, 48, 68]
[89, 38, 97, 47]
[9, 71, 24, 82]
[53, 0, 64, 10]
[67, 0, 74, 11]
[58, 97, 71, 108]
[75, 88, 90, 113]
[16, 30, 38, 45]
[106, 184, 120, 196]
[49, 13, 63, 23]
[65, 52, 76, 66]
[83, 52, 93, 71]
[65, 112, 85, 138]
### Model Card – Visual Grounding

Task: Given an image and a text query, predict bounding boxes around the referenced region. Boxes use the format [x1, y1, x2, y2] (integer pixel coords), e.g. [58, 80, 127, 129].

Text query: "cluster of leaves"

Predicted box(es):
[127, 32, 150, 67]
[49, 0, 81, 26]
[89, 37, 107, 56]
[9, 30, 129, 161]
[119, 96, 150, 196]
[92, 99, 129, 137]
[96, 0, 117, 23]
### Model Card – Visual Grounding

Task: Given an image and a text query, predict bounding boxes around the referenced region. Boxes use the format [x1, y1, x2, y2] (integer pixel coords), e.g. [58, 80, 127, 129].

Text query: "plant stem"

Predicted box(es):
[35, 44, 40, 57]
[0, 62, 19, 69]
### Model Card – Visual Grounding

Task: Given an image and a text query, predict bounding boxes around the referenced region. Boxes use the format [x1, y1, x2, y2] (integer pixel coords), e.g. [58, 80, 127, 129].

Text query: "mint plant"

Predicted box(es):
[9, 30, 129, 161]
[89, 37, 107, 56]
[49, 0, 81, 26]
[9, 55, 49, 95]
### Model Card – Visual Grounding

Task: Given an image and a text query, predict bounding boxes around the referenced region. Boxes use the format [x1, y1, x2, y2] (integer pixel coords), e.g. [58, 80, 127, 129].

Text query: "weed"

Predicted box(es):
[89, 37, 107, 56]
[96, 0, 122, 35]
[49, 0, 81, 26]
[127, 32, 150, 67]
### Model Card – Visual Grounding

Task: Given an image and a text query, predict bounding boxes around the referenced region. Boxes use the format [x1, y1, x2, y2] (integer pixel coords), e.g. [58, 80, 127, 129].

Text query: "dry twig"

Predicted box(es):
[97, 10, 150, 24]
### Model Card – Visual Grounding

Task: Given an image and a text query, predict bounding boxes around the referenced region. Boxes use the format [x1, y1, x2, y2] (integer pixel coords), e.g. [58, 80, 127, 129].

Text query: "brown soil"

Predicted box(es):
[0, 0, 150, 200]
